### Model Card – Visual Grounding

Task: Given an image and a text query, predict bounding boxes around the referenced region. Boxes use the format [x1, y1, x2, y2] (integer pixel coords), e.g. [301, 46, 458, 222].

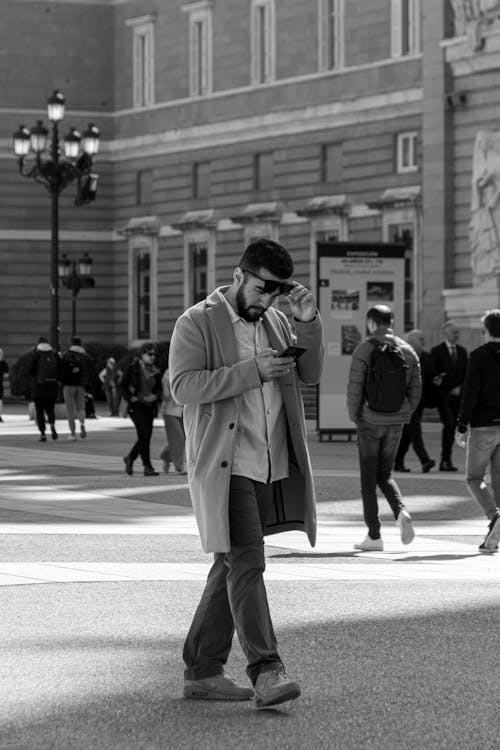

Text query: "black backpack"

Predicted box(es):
[365, 339, 409, 413]
[37, 350, 59, 385]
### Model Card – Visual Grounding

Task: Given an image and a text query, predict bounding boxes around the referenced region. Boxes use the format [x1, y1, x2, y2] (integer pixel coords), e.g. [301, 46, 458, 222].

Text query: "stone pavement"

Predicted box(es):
[1, 405, 500, 749]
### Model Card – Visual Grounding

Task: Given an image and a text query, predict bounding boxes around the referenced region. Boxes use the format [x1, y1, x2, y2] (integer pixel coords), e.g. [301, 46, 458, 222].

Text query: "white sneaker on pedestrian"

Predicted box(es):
[254, 666, 300, 709]
[67, 434, 76, 441]
[397, 509, 415, 545]
[354, 536, 384, 551]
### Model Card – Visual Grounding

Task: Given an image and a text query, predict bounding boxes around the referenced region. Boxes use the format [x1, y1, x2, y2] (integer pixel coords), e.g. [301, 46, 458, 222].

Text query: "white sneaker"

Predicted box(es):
[397, 509, 415, 545]
[66, 434, 76, 441]
[354, 536, 384, 551]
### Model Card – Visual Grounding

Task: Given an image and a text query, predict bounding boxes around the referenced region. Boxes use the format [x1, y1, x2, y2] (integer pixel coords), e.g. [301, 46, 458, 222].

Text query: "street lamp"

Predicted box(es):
[12, 90, 100, 352]
[58, 252, 96, 338]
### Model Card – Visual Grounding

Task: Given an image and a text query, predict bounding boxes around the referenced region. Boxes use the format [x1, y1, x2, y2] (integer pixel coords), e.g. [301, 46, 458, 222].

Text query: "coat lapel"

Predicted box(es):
[206, 299, 239, 366]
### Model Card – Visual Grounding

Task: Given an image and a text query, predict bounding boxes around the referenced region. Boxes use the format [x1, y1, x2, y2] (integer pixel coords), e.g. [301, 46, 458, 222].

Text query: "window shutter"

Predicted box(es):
[145, 28, 154, 105]
[133, 33, 143, 107]
[201, 17, 208, 93]
[391, 0, 402, 58]
[318, 0, 327, 71]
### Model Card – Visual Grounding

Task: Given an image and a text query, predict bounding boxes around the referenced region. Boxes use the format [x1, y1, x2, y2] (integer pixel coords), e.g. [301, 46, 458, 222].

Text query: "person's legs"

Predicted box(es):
[34, 398, 46, 436]
[129, 404, 154, 467]
[489, 430, 500, 513]
[377, 425, 405, 519]
[183, 477, 281, 684]
[45, 397, 57, 438]
[164, 415, 186, 471]
[75, 386, 86, 437]
[407, 410, 431, 465]
[356, 422, 382, 539]
[63, 386, 77, 436]
[394, 424, 411, 468]
[438, 398, 459, 465]
[465, 428, 499, 519]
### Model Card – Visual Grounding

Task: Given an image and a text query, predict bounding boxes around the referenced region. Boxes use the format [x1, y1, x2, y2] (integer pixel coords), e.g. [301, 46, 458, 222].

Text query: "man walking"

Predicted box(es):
[455, 309, 500, 553]
[60, 336, 92, 440]
[29, 336, 60, 442]
[169, 238, 324, 709]
[394, 329, 436, 473]
[347, 305, 421, 551]
[430, 321, 468, 471]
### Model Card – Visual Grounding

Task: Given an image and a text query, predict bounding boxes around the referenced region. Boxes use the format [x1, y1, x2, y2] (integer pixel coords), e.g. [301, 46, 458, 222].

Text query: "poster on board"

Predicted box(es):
[317, 241, 406, 437]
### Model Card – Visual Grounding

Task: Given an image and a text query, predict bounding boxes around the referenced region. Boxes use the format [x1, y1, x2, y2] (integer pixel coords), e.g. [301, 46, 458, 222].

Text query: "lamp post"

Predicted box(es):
[58, 252, 96, 338]
[12, 90, 100, 352]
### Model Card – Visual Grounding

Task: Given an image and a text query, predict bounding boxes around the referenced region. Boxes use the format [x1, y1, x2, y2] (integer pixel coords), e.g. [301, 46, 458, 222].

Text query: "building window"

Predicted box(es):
[183, 2, 213, 96]
[251, 0, 275, 84]
[318, 0, 344, 71]
[188, 242, 208, 304]
[391, 0, 420, 57]
[193, 161, 211, 198]
[136, 251, 151, 338]
[254, 152, 274, 191]
[320, 143, 342, 184]
[126, 15, 155, 108]
[388, 223, 414, 331]
[136, 170, 153, 206]
[396, 132, 418, 173]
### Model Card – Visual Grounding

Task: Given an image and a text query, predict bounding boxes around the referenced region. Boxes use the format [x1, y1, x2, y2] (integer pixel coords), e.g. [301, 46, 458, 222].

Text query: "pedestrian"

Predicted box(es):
[159, 365, 186, 474]
[98, 356, 121, 416]
[0, 347, 9, 422]
[455, 309, 500, 553]
[394, 329, 436, 473]
[430, 320, 468, 471]
[169, 238, 324, 709]
[347, 305, 421, 552]
[60, 336, 92, 440]
[121, 342, 162, 477]
[28, 336, 60, 442]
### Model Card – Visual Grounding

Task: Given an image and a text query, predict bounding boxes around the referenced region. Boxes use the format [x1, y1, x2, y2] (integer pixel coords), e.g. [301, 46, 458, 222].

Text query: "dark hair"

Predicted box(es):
[71, 336, 82, 346]
[366, 305, 393, 328]
[238, 238, 294, 279]
[482, 309, 500, 338]
[139, 341, 157, 355]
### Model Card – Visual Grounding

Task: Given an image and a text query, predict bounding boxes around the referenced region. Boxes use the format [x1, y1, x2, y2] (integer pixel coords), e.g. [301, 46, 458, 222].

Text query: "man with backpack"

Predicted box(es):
[29, 336, 61, 442]
[60, 336, 92, 440]
[346, 305, 422, 551]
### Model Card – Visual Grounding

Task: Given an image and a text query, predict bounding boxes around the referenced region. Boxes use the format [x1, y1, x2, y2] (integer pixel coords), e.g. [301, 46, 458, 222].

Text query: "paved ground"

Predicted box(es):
[1, 404, 499, 749]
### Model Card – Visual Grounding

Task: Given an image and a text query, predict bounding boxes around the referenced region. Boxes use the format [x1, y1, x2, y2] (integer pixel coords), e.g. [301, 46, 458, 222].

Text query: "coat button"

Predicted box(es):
[229, 423, 235, 429]
[221, 461, 228, 468]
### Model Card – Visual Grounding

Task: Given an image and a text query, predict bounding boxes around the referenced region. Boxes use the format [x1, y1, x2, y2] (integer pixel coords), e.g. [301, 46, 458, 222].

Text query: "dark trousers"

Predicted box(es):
[395, 406, 431, 467]
[127, 403, 155, 468]
[356, 421, 405, 539]
[34, 397, 56, 435]
[183, 475, 282, 686]
[436, 395, 461, 463]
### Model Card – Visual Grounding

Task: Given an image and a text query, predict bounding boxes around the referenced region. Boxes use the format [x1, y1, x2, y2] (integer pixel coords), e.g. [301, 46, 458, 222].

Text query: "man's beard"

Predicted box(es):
[236, 285, 266, 322]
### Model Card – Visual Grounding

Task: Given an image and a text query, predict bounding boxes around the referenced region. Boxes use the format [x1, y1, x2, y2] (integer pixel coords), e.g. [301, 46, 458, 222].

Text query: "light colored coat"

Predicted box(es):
[169, 287, 325, 553]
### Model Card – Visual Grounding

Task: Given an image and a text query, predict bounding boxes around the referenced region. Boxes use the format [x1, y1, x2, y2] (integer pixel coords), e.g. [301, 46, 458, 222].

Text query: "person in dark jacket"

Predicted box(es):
[430, 321, 468, 471]
[347, 305, 421, 552]
[60, 336, 93, 440]
[394, 329, 436, 473]
[455, 309, 500, 552]
[28, 336, 60, 442]
[120, 342, 162, 476]
[0, 347, 9, 422]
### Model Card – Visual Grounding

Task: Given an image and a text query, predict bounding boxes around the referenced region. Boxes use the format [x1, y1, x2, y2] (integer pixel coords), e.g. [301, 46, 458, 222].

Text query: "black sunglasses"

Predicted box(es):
[241, 268, 294, 296]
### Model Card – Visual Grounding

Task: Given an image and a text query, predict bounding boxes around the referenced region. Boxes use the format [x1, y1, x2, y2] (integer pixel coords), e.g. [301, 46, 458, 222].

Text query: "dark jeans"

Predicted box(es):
[34, 396, 56, 435]
[183, 475, 282, 686]
[395, 406, 431, 467]
[127, 402, 156, 468]
[356, 421, 405, 539]
[436, 395, 461, 463]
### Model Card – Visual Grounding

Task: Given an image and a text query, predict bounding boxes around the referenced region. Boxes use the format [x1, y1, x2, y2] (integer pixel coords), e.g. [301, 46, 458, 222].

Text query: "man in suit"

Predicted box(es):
[430, 321, 468, 471]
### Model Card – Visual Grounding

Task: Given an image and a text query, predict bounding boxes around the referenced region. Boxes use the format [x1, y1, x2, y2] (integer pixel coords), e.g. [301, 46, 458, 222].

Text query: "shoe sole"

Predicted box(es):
[184, 689, 253, 701]
[398, 515, 415, 545]
[255, 685, 301, 709]
[354, 544, 384, 552]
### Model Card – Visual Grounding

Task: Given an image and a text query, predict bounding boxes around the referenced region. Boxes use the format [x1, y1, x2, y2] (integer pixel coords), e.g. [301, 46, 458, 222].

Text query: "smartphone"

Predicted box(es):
[276, 345, 307, 360]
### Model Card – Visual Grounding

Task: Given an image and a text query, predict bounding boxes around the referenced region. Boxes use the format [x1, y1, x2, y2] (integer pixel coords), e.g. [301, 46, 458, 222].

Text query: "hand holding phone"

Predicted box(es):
[276, 345, 306, 360]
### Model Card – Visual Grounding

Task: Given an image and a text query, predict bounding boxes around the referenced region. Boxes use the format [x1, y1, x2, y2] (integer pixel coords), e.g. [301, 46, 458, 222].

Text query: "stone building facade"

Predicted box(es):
[1, 0, 499, 407]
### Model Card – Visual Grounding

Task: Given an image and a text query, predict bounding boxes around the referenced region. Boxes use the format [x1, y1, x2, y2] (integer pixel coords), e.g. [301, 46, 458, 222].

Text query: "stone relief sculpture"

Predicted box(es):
[450, 0, 500, 50]
[470, 130, 500, 284]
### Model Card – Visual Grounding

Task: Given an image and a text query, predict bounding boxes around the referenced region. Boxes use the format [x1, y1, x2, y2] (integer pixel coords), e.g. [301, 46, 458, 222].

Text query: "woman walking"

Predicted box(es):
[121, 342, 162, 476]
